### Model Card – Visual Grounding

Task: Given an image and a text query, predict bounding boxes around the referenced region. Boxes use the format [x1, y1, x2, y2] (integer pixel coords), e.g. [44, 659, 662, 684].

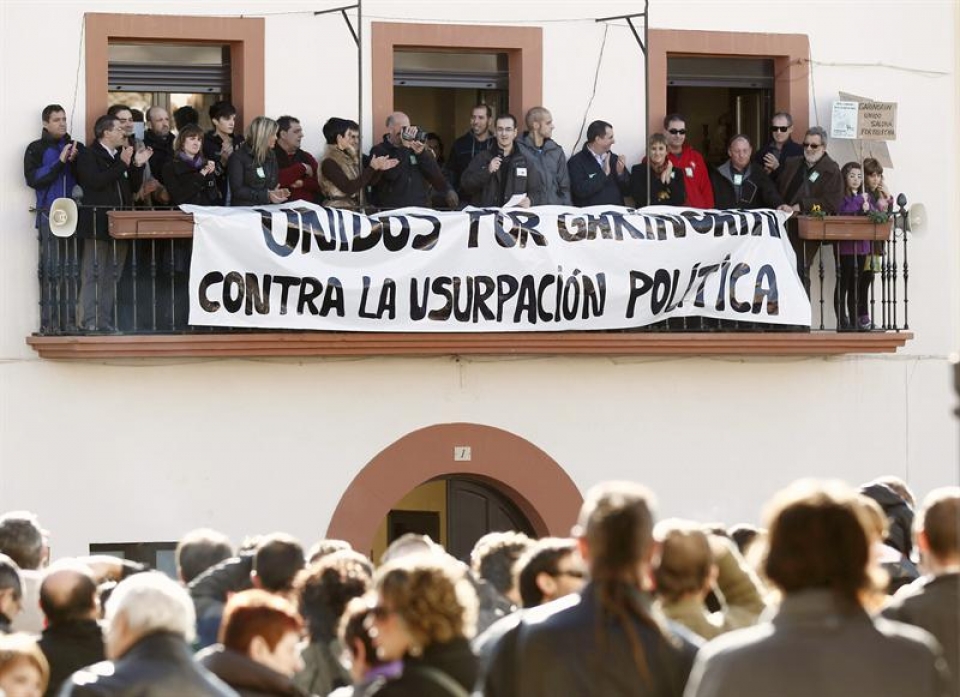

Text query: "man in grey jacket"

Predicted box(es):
[516, 107, 571, 206]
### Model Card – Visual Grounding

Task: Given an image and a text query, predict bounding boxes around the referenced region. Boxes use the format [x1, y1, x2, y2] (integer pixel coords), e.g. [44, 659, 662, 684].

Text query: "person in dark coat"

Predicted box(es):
[37, 564, 105, 697]
[59, 572, 236, 697]
[162, 124, 221, 207]
[461, 114, 537, 208]
[75, 113, 149, 331]
[567, 120, 630, 207]
[860, 480, 920, 592]
[882, 487, 960, 696]
[754, 111, 804, 184]
[368, 112, 452, 210]
[367, 555, 478, 697]
[197, 590, 308, 697]
[630, 133, 686, 207]
[509, 482, 699, 697]
[710, 135, 782, 210]
[203, 100, 244, 203]
[448, 104, 496, 205]
[228, 117, 289, 207]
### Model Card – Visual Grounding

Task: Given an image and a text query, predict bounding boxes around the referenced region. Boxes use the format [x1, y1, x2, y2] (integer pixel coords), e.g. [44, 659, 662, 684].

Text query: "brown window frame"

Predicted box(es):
[84, 13, 265, 143]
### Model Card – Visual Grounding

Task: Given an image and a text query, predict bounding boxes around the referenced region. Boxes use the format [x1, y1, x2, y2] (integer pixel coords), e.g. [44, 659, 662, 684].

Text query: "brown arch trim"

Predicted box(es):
[370, 22, 543, 142]
[326, 423, 582, 551]
[648, 29, 811, 143]
[84, 13, 265, 144]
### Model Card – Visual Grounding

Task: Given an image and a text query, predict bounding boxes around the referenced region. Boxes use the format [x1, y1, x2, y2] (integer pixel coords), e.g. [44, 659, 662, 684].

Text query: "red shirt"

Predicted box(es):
[667, 144, 714, 209]
[275, 146, 322, 203]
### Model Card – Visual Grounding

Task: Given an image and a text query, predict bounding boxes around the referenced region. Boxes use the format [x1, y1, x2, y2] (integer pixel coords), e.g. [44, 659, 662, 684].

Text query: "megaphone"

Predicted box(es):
[906, 202, 927, 234]
[49, 197, 78, 238]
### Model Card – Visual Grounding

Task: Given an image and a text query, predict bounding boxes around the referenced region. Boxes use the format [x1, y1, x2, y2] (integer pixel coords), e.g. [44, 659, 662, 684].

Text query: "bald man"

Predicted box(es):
[38, 563, 105, 697]
[368, 111, 452, 210]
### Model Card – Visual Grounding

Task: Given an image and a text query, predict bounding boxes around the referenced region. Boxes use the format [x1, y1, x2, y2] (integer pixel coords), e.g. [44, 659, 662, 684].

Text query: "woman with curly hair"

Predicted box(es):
[367, 555, 478, 696]
[293, 550, 373, 696]
[0, 633, 49, 697]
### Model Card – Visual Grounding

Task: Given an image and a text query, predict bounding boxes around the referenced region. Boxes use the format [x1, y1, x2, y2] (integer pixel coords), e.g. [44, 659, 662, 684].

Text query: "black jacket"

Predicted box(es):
[449, 131, 495, 200]
[189, 554, 254, 649]
[144, 130, 176, 186]
[630, 164, 686, 208]
[75, 141, 143, 239]
[460, 146, 537, 208]
[515, 584, 699, 696]
[368, 136, 448, 210]
[568, 145, 630, 207]
[882, 572, 960, 694]
[203, 130, 244, 200]
[710, 162, 783, 210]
[59, 631, 237, 697]
[39, 619, 105, 697]
[227, 146, 279, 207]
[371, 638, 477, 697]
[162, 159, 222, 207]
[754, 138, 804, 183]
[198, 645, 308, 697]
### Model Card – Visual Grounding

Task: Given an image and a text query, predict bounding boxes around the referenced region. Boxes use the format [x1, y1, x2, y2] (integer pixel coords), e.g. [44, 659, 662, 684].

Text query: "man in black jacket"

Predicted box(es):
[567, 120, 630, 207]
[38, 563, 105, 697]
[369, 112, 452, 210]
[461, 114, 536, 208]
[75, 114, 150, 331]
[449, 103, 496, 204]
[882, 487, 960, 693]
[143, 107, 174, 189]
[710, 135, 783, 210]
[59, 573, 235, 697]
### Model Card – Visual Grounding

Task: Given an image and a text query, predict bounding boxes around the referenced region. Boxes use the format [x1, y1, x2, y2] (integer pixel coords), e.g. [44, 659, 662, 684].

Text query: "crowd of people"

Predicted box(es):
[0, 474, 956, 697]
[24, 99, 895, 332]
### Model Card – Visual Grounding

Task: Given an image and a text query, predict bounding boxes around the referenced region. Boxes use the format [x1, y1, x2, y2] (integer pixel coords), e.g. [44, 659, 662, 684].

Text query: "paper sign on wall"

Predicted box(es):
[831, 101, 859, 139]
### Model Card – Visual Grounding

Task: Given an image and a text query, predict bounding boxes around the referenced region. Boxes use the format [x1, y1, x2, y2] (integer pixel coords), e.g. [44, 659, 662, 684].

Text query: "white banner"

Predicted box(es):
[184, 203, 810, 331]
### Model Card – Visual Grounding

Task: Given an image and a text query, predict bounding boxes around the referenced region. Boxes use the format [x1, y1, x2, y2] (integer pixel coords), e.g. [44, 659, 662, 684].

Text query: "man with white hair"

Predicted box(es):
[59, 573, 236, 696]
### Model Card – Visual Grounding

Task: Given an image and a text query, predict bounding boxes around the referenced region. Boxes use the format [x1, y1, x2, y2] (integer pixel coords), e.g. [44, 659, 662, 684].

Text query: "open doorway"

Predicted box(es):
[370, 475, 536, 563]
[666, 56, 773, 167]
[393, 50, 509, 166]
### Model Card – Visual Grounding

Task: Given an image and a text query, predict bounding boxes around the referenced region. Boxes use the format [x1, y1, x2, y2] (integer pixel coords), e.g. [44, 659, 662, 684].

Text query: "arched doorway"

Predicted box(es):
[326, 423, 582, 557]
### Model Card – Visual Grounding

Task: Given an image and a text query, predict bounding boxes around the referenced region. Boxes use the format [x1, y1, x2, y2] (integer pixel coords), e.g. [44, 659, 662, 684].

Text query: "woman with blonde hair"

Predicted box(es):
[0, 633, 49, 697]
[228, 116, 290, 206]
[367, 555, 477, 696]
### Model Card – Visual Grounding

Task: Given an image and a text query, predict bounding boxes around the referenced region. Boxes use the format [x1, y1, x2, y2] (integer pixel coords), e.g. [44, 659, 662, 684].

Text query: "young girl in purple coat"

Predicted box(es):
[836, 162, 881, 330]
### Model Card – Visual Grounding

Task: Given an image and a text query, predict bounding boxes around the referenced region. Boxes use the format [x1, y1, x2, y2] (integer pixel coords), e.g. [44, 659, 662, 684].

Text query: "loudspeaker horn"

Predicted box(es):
[906, 202, 927, 234]
[48, 198, 78, 238]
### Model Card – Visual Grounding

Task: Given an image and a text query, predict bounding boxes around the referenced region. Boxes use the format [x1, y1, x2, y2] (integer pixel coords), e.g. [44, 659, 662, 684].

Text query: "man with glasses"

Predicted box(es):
[664, 113, 714, 209]
[756, 112, 804, 183]
[461, 113, 536, 208]
[777, 127, 843, 294]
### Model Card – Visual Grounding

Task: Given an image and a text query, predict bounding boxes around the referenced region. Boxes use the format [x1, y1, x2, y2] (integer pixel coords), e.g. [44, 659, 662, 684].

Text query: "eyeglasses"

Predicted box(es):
[802, 142, 822, 150]
[496, 127, 515, 133]
[771, 126, 790, 133]
[550, 569, 586, 579]
[667, 129, 686, 136]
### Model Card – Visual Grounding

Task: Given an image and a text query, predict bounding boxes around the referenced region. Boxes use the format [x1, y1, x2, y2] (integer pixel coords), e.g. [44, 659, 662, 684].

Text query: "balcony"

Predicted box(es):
[26, 206, 914, 359]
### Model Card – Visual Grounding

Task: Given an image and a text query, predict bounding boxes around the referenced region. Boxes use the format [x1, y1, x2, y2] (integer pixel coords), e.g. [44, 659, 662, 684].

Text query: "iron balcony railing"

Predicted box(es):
[32, 202, 916, 336]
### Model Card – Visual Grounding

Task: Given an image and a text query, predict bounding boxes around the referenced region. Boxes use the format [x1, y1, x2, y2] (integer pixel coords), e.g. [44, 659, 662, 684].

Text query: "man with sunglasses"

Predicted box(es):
[755, 112, 803, 183]
[664, 113, 714, 209]
[777, 127, 843, 293]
